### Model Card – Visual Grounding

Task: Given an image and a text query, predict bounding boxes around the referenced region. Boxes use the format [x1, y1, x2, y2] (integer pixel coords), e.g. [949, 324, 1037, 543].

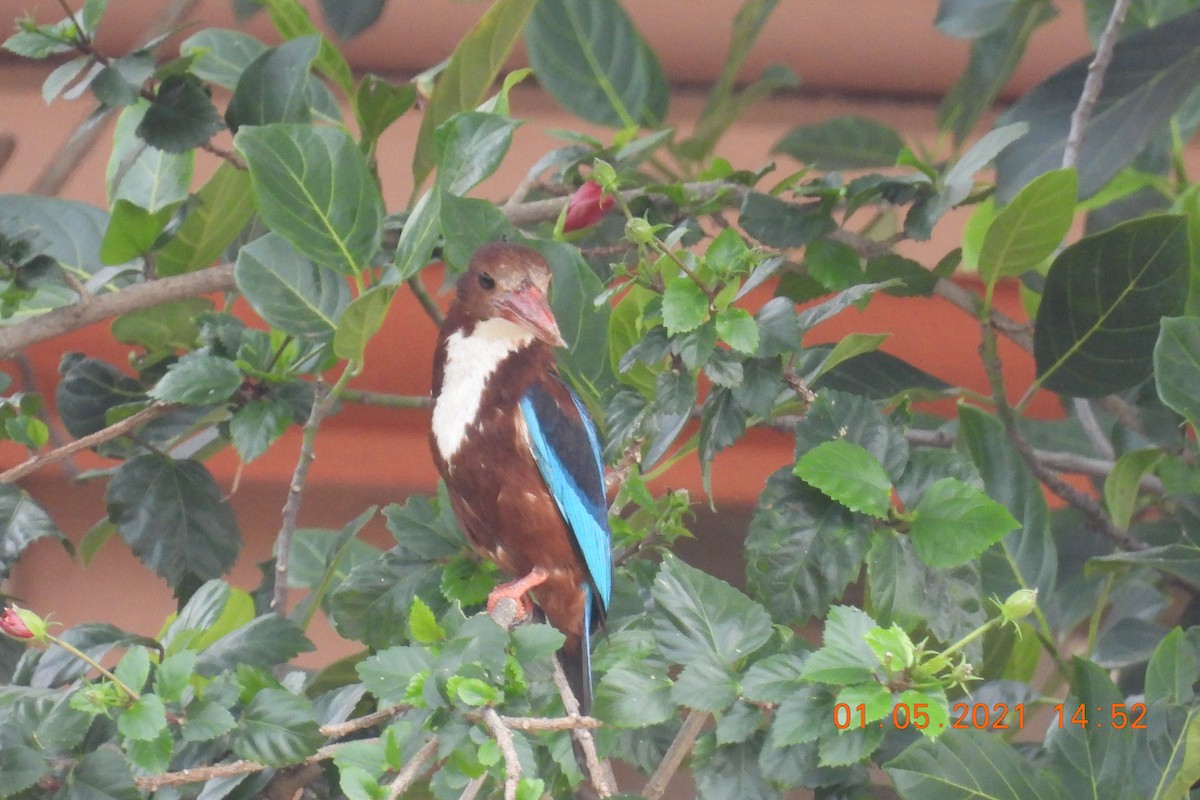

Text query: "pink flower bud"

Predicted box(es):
[0, 605, 34, 639]
[562, 181, 614, 232]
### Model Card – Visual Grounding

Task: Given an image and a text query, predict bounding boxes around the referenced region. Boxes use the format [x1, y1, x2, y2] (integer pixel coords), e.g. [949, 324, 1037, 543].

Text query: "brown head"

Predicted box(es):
[451, 242, 566, 348]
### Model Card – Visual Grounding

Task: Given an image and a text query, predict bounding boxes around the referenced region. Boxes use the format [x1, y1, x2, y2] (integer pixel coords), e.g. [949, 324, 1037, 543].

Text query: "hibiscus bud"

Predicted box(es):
[562, 181, 614, 232]
[0, 605, 35, 640]
[1000, 588, 1038, 623]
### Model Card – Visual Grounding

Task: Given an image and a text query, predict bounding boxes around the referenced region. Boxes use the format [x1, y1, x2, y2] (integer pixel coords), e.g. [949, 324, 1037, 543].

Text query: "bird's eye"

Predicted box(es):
[478, 272, 495, 290]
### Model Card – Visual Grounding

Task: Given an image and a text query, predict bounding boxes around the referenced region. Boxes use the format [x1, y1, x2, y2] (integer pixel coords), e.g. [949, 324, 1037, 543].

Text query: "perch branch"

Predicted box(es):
[643, 709, 710, 800]
[551, 655, 617, 797]
[1062, 0, 1133, 170]
[0, 403, 172, 484]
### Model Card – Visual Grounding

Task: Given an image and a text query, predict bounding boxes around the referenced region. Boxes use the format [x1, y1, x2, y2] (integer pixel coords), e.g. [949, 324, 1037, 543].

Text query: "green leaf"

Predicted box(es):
[592, 654, 675, 728]
[391, 188, 441, 281]
[0, 483, 68, 579]
[107, 101, 194, 213]
[739, 191, 834, 249]
[693, 734, 778, 800]
[1043, 659, 1137, 799]
[225, 35, 319, 129]
[157, 162, 256, 276]
[886, 728, 1068, 799]
[320, 0, 386, 38]
[334, 285, 395, 362]
[715, 307, 759, 354]
[1104, 448, 1163, 531]
[938, 2, 1052, 144]
[436, 111, 521, 195]
[978, 168, 1077, 286]
[60, 749, 141, 800]
[148, 352, 242, 405]
[651, 554, 773, 668]
[99, 199, 175, 265]
[0, 195, 108, 286]
[957, 405, 1057, 600]
[230, 397, 293, 462]
[808, 333, 890, 384]
[182, 698, 237, 742]
[792, 390, 909, 479]
[910, 478, 1020, 569]
[356, 645, 435, 707]
[526, 0, 669, 129]
[1146, 627, 1199, 706]
[235, 123, 383, 273]
[800, 605, 879, 685]
[256, 0, 354, 94]
[773, 116, 905, 169]
[236, 232, 350, 339]
[0, 742, 45, 796]
[106, 453, 240, 586]
[740, 652, 805, 704]
[1090, 543, 1200, 589]
[233, 688, 324, 767]
[447, 675, 501, 707]
[935, 0, 1016, 38]
[114, 644, 152, 693]
[1034, 215, 1190, 397]
[662, 276, 711, 335]
[1155, 316, 1200, 432]
[180, 28, 267, 89]
[54, 355, 144, 438]
[408, 597, 445, 644]
[437, 193, 521, 272]
[411, 0, 538, 186]
[138, 73, 224, 153]
[744, 470, 868, 623]
[794, 440, 894, 519]
[118, 693, 168, 741]
[996, 9, 1200, 200]
[193, 614, 314, 676]
[154, 649, 197, 704]
[355, 74, 417, 152]
[112, 299, 210, 355]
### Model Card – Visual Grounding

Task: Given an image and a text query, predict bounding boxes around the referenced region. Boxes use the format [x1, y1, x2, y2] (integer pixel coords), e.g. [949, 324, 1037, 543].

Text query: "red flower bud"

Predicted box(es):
[0, 605, 34, 639]
[562, 181, 614, 232]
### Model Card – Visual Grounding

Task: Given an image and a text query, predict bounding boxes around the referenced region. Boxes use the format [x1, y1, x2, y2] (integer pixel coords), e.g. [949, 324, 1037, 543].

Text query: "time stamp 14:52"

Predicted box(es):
[833, 701, 1149, 731]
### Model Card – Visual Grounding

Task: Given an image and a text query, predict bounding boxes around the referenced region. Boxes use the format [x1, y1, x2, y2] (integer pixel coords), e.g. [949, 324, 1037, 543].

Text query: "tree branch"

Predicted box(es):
[482, 707, 522, 800]
[386, 735, 441, 800]
[1062, 0, 1133, 170]
[0, 403, 172, 484]
[0, 264, 236, 359]
[551, 655, 617, 797]
[642, 709, 710, 800]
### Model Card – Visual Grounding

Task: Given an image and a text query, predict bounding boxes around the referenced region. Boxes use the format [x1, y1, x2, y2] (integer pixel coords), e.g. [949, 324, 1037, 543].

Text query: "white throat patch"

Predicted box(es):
[432, 317, 533, 461]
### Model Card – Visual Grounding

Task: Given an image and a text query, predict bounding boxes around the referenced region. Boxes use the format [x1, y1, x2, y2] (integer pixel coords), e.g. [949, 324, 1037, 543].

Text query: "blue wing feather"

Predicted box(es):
[519, 380, 612, 612]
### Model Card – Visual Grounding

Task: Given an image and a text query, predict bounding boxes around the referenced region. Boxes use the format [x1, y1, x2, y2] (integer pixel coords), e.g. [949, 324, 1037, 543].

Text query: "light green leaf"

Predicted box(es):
[910, 478, 1020, 569]
[106, 102, 194, 213]
[662, 276, 710, 335]
[334, 285, 395, 362]
[887, 729, 1069, 799]
[391, 188, 441, 281]
[408, 597, 445, 644]
[809, 333, 890, 383]
[235, 232, 349, 339]
[715, 307, 759, 354]
[1104, 448, 1163, 531]
[795, 440, 894, 519]
[800, 605, 880, 685]
[180, 28, 267, 89]
[99, 199, 174, 265]
[224, 35, 319, 129]
[157, 163, 255, 276]
[118, 694, 168, 742]
[256, 0, 354, 94]
[235, 124, 383, 274]
[978, 168, 1077, 286]
[412, 0, 538, 186]
[436, 111, 521, 195]
[148, 353, 242, 405]
[1035, 215, 1189, 397]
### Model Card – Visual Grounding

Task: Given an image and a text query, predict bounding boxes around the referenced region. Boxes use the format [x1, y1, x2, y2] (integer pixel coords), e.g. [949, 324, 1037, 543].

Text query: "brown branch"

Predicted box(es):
[0, 263, 236, 359]
[551, 655, 617, 797]
[1, 403, 172, 484]
[1063, 0, 1133, 170]
[338, 389, 431, 409]
[482, 708, 522, 800]
[934, 277, 1033, 352]
[642, 709, 710, 800]
[386, 735, 441, 800]
[979, 320, 1145, 551]
[272, 380, 334, 614]
[322, 703, 411, 739]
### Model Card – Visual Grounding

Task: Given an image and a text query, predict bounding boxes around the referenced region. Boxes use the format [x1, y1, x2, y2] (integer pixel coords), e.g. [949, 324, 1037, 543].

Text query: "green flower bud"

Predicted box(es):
[1000, 588, 1038, 622]
[625, 217, 655, 245]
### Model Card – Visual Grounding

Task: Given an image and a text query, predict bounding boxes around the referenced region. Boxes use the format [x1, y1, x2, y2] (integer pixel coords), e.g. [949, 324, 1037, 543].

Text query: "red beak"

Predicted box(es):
[497, 283, 566, 348]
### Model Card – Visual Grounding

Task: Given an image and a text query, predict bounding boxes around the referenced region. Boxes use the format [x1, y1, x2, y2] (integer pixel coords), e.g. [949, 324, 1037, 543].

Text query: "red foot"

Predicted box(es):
[487, 567, 549, 620]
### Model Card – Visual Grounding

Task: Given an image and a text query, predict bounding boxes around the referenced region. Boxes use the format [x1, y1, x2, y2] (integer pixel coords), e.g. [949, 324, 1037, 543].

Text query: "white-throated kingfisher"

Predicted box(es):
[429, 242, 612, 712]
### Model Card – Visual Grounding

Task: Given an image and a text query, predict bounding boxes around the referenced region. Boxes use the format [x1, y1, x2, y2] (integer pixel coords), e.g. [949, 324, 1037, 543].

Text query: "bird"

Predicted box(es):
[429, 241, 612, 712]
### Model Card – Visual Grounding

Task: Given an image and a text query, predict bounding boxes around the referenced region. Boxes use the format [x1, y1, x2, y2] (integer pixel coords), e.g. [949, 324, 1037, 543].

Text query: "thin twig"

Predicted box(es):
[1071, 398, 1116, 461]
[482, 707, 522, 800]
[386, 735, 441, 800]
[408, 276, 445, 327]
[272, 380, 334, 614]
[980, 321, 1144, 551]
[338, 389, 431, 409]
[12, 352, 80, 480]
[322, 703, 410, 739]
[457, 776, 487, 800]
[643, 710, 710, 800]
[1, 403, 172, 484]
[1062, 0, 1133, 170]
[0, 263, 236, 359]
[552, 656, 617, 797]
